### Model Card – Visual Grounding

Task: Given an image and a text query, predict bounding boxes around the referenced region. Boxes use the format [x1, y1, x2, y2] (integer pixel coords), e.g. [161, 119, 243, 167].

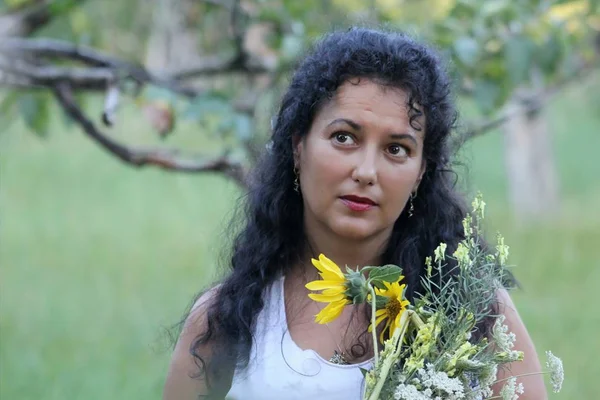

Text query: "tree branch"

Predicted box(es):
[167, 52, 273, 80]
[452, 60, 599, 151]
[0, 38, 199, 96]
[0, 58, 116, 89]
[52, 82, 246, 185]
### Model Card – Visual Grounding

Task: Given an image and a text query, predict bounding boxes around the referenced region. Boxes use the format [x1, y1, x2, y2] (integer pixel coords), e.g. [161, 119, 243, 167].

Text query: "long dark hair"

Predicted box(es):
[184, 26, 494, 397]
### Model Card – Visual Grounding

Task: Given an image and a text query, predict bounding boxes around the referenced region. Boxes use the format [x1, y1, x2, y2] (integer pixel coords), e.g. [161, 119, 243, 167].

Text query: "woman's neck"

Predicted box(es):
[299, 227, 390, 278]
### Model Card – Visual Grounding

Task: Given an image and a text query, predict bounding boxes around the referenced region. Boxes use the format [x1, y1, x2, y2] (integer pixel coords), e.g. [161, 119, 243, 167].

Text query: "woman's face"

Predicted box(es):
[295, 78, 426, 244]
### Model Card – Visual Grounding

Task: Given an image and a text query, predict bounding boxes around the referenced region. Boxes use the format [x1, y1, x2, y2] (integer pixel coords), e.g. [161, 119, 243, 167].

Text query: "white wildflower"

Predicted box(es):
[500, 377, 524, 400]
[434, 242, 447, 263]
[462, 214, 473, 237]
[546, 351, 564, 393]
[419, 363, 466, 399]
[492, 316, 523, 363]
[453, 243, 471, 268]
[492, 315, 516, 351]
[394, 383, 432, 400]
[472, 194, 486, 220]
[425, 256, 433, 277]
[496, 233, 510, 265]
[475, 364, 497, 399]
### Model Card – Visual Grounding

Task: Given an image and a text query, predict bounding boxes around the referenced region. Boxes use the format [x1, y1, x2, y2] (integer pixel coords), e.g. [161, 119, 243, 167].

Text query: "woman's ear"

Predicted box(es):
[414, 161, 426, 192]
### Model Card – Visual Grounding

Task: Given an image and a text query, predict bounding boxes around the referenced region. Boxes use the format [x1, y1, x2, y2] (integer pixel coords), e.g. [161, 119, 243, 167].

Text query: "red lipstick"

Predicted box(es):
[340, 195, 377, 212]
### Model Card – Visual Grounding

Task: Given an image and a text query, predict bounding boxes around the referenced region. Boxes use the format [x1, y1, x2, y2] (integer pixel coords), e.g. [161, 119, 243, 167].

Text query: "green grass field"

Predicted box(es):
[1, 74, 599, 399]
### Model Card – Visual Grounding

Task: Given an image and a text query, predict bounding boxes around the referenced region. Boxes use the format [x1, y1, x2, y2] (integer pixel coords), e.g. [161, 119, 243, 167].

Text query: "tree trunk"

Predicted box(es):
[503, 92, 561, 220]
[144, 0, 202, 71]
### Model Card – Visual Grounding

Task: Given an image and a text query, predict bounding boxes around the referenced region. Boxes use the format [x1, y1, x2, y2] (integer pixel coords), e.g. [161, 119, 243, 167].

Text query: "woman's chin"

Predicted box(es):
[330, 220, 381, 242]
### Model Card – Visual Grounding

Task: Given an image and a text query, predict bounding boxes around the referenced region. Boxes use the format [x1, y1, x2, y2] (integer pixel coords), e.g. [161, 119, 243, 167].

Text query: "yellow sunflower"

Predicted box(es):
[305, 254, 351, 324]
[369, 280, 410, 343]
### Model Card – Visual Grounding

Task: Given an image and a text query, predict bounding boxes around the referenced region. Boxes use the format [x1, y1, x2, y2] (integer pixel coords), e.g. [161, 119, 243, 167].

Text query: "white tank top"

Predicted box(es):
[226, 275, 373, 399]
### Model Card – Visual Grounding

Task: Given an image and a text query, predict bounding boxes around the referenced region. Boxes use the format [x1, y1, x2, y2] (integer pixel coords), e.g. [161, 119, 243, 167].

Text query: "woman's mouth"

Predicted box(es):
[339, 195, 377, 212]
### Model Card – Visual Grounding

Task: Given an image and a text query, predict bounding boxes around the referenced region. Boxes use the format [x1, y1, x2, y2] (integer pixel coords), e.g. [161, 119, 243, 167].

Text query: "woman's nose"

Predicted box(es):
[351, 148, 378, 186]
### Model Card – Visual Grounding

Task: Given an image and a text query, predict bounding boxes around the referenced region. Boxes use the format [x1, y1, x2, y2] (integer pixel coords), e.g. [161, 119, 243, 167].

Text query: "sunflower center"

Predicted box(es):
[385, 297, 402, 319]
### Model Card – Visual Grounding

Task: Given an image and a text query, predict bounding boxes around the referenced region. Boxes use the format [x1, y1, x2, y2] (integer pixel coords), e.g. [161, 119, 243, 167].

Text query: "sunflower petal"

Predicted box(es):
[380, 320, 391, 344]
[311, 254, 344, 280]
[322, 288, 345, 296]
[318, 254, 345, 277]
[369, 313, 388, 333]
[374, 314, 388, 327]
[396, 283, 406, 298]
[375, 309, 387, 316]
[317, 270, 343, 282]
[315, 299, 348, 324]
[305, 280, 345, 291]
[308, 292, 346, 302]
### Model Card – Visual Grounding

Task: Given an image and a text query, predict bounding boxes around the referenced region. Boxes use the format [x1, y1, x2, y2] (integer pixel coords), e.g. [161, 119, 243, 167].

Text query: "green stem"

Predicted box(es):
[489, 371, 549, 387]
[410, 310, 425, 329]
[368, 284, 379, 367]
[366, 310, 412, 400]
[473, 371, 549, 399]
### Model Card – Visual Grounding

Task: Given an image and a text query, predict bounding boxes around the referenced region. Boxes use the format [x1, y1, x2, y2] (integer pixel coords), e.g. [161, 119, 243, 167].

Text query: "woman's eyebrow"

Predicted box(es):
[327, 118, 419, 146]
[390, 133, 418, 146]
[327, 118, 362, 131]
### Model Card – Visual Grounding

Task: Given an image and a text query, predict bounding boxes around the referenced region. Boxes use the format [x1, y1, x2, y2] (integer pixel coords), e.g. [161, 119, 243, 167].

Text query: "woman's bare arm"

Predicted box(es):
[163, 288, 232, 400]
[492, 288, 548, 399]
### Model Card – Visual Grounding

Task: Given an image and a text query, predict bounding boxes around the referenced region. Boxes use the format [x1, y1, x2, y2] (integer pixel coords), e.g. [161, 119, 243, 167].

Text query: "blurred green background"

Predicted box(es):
[1, 0, 599, 399]
[2, 75, 599, 399]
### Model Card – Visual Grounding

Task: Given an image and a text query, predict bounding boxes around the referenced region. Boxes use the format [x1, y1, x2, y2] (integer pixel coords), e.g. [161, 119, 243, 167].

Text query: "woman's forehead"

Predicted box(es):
[311, 79, 425, 134]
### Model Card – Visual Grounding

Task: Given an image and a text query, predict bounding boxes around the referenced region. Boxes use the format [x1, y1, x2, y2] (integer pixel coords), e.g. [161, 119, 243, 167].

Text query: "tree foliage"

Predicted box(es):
[0, 0, 598, 184]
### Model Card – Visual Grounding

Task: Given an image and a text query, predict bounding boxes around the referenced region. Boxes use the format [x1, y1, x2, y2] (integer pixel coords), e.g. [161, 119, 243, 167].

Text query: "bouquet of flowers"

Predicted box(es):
[306, 194, 564, 399]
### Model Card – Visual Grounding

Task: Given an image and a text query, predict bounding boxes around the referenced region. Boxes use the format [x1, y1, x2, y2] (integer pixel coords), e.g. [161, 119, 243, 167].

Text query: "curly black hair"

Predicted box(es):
[183, 26, 495, 397]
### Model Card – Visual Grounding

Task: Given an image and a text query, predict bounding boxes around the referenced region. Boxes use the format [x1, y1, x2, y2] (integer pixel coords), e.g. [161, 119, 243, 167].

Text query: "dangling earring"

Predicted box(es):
[408, 192, 416, 218]
[293, 167, 300, 193]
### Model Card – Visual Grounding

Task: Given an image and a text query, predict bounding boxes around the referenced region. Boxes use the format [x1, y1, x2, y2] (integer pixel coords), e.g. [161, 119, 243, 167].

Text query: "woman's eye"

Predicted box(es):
[388, 144, 408, 157]
[333, 132, 355, 145]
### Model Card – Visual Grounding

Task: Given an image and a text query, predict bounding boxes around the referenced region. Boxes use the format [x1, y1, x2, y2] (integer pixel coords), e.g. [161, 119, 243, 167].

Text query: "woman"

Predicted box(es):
[163, 27, 546, 399]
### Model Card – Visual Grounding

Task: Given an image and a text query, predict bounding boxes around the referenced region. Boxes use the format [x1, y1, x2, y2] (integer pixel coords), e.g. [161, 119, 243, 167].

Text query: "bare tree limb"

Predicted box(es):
[0, 38, 199, 96]
[0, 58, 116, 89]
[451, 60, 599, 151]
[167, 52, 274, 80]
[0, 37, 121, 66]
[52, 82, 246, 185]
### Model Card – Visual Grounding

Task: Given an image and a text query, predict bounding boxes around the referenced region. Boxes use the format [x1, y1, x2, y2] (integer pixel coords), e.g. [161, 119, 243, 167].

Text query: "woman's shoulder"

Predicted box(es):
[190, 284, 222, 315]
[162, 284, 222, 399]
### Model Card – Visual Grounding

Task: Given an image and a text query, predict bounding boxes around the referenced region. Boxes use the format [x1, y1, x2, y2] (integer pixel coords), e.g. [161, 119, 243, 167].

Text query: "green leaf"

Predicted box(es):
[450, 0, 477, 19]
[453, 36, 479, 68]
[375, 295, 389, 309]
[368, 265, 403, 286]
[48, 0, 81, 15]
[535, 34, 563, 76]
[505, 36, 533, 85]
[18, 93, 50, 138]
